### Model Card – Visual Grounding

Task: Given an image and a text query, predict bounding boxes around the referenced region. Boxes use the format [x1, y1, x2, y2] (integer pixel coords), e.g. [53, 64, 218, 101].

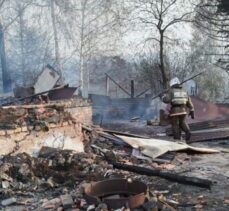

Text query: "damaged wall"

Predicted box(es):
[0, 123, 84, 156]
[0, 98, 92, 156]
[0, 98, 92, 128]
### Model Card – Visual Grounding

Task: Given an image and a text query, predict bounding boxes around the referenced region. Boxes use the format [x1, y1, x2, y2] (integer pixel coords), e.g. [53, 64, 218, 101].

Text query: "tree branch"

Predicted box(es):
[162, 0, 177, 15]
[163, 11, 193, 31]
[0, 0, 5, 8]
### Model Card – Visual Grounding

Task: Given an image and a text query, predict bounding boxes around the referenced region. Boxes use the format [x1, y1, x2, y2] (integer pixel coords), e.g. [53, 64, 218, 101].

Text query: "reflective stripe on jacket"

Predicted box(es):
[171, 89, 188, 105]
[161, 86, 194, 116]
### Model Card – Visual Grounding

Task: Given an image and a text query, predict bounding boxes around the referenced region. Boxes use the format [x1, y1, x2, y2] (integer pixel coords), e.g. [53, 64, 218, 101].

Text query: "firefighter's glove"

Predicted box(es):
[189, 111, 194, 119]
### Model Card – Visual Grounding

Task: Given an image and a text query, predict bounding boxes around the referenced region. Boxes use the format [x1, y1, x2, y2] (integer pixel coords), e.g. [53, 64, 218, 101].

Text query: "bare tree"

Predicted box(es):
[50, 0, 64, 83]
[137, 56, 162, 95]
[0, 0, 30, 87]
[0, 0, 33, 86]
[131, 0, 196, 88]
[26, 0, 66, 83]
[58, 0, 125, 97]
[18, 3, 26, 85]
[29, 0, 124, 97]
[0, 0, 55, 86]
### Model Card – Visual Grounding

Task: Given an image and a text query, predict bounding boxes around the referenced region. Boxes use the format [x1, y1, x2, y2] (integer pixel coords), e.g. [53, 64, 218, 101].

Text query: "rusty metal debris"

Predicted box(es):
[48, 86, 77, 100]
[13, 65, 59, 100]
[84, 179, 148, 209]
[13, 85, 34, 99]
[2, 65, 79, 106]
[2, 85, 74, 106]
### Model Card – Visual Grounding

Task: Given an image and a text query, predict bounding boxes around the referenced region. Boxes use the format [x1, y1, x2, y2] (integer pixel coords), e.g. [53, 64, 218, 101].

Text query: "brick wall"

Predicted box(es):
[0, 98, 92, 155]
[0, 98, 92, 130]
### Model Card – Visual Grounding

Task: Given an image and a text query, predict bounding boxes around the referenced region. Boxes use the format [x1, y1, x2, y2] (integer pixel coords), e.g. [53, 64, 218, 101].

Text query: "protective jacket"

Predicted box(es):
[162, 85, 194, 116]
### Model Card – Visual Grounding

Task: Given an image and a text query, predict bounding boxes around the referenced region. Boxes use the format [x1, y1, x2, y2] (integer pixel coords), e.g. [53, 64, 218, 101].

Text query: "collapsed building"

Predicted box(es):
[0, 66, 228, 211]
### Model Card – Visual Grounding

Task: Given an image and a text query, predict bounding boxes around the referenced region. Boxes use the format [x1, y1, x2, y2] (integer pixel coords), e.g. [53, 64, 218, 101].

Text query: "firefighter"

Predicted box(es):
[161, 77, 194, 142]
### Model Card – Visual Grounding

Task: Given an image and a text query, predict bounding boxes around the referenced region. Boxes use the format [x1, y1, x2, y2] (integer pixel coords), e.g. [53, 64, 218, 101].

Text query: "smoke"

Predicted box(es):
[91, 94, 166, 124]
[145, 98, 167, 120]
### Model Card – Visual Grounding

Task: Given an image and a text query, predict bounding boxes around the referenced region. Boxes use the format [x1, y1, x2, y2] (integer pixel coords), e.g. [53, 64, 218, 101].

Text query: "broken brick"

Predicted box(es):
[60, 194, 74, 209]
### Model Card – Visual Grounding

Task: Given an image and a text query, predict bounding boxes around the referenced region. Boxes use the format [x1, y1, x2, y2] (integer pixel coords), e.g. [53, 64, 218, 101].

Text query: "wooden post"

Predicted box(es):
[106, 74, 109, 96]
[131, 80, 134, 98]
[105, 73, 131, 97]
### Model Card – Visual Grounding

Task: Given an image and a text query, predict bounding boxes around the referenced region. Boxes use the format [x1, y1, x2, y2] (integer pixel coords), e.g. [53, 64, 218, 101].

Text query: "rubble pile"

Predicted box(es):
[0, 126, 163, 210]
[0, 136, 158, 210]
[0, 124, 228, 210]
[0, 146, 115, 210]
[1, 149, 106, 184]
[0, 128, 185, 210]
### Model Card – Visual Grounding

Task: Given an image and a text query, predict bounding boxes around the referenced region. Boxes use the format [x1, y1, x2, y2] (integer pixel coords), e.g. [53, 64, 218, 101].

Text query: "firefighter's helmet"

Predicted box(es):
[169, 77, 180, 87]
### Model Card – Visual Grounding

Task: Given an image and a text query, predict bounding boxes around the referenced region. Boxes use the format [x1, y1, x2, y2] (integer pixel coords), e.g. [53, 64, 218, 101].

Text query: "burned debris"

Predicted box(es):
[0, 64, 228, 211]
[84, 179, 148, 210]
[0, 121, 228, 210]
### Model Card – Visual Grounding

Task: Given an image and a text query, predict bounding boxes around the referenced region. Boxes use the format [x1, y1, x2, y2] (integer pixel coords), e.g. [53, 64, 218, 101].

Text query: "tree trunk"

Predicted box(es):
[19, 9, 26, 86]
[50, 0, 64, 84]
[78, 0, 87, 97]
[0, 21, 11, 92]
[79, 50, 84, 97]
[159, 31, 169, 88]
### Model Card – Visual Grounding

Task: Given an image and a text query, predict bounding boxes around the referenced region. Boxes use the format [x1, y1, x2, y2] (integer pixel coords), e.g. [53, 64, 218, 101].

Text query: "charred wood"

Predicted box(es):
[111, 162, 212, 189]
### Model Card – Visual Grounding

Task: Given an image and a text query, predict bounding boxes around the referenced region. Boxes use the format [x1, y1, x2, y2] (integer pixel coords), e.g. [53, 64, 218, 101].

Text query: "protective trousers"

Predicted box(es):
[171, 114, 191, 141]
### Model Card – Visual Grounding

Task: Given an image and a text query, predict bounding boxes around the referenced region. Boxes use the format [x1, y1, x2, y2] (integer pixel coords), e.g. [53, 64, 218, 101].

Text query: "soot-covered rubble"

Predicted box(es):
[0, 123, 228, 211]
